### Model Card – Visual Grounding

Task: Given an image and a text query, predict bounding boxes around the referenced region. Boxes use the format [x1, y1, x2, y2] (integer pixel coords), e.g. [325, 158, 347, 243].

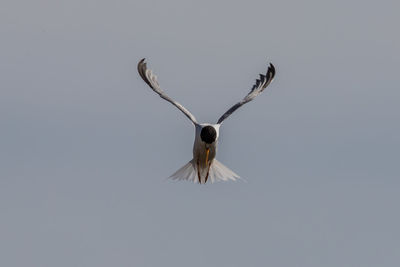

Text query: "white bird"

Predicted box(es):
[137, 58, 276, 184]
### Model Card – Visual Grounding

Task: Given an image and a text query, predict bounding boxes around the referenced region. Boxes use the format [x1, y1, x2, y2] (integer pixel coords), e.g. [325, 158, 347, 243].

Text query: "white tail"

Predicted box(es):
[169, 159, 240, 184]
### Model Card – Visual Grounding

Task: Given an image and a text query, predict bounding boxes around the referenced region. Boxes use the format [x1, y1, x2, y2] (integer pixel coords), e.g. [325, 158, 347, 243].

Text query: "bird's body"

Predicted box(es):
[192, 124, 219, 183]
[137, 58, 275, 184]
[168, 123, 241, 184]
[193, 124, 218, 168]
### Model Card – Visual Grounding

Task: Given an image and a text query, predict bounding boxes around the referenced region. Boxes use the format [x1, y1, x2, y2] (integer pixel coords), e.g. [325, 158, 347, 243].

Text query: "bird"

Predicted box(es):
[137, 58, 276, 184]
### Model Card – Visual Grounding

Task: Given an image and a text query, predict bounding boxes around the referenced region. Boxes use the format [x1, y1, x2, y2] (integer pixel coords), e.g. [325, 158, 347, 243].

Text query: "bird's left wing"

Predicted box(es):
[137, 58, 198, 125]
[216, 62, 275, 124]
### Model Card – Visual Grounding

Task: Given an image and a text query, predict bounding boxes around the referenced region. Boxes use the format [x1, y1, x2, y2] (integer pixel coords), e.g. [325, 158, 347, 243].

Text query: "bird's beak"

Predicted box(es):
[205, 148, 210, 166]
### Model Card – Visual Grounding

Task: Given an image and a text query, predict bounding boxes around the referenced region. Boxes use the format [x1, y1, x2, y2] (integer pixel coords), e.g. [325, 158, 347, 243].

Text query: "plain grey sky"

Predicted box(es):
[1, 0, 399, 266]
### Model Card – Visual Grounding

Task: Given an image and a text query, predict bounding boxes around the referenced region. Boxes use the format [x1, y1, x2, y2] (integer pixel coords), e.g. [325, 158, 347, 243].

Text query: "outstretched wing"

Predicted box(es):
[216, 63, 276, 124]
[137, 58, 198, 125]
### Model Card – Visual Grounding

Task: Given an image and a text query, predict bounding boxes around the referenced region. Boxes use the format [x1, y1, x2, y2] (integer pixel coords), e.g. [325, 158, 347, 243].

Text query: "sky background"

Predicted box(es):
[1, 0, 399, 266]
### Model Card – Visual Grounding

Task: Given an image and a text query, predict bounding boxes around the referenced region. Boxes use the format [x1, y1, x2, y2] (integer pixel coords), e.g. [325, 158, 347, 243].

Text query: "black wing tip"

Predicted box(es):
[138, 58, 147, 70]
[268, 63, 276, 79]
[138, 58, 146, 69]
[137, 57, 154, 88]
[138, 58, 147, 69]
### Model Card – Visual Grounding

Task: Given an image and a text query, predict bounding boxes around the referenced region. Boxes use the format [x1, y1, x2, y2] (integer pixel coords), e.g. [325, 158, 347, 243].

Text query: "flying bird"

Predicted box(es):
[137, 58, 276, 184]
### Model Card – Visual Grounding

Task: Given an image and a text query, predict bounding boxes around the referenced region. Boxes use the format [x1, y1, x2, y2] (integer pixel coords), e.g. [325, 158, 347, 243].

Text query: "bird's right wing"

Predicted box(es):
[137, 58, 198, 125]
[216, 63, 275, 124]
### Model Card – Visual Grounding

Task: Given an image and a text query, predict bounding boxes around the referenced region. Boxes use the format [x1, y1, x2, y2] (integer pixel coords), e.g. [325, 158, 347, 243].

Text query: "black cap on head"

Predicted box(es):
[200, 126, 217, 144]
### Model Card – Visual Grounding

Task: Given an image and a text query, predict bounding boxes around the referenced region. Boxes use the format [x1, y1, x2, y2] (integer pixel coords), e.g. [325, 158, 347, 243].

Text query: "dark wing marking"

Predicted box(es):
[216, 63, 275, 124]
[138, 58, 198, 125]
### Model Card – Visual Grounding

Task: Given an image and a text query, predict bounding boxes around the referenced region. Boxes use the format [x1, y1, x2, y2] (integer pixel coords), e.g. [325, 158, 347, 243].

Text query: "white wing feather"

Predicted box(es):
[216, 63, 276, 124]
[138, 58, 198, 125]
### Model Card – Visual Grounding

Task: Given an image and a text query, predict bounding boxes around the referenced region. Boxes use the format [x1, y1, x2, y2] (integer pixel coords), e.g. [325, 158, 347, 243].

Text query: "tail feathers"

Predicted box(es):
[169, 159, 240, 184]
[209, 159, 240, 183]
[169, 160, 198, 183]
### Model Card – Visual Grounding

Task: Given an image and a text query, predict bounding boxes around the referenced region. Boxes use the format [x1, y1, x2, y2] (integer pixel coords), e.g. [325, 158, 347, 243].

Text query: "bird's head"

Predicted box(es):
[200, 125, 217, 144]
